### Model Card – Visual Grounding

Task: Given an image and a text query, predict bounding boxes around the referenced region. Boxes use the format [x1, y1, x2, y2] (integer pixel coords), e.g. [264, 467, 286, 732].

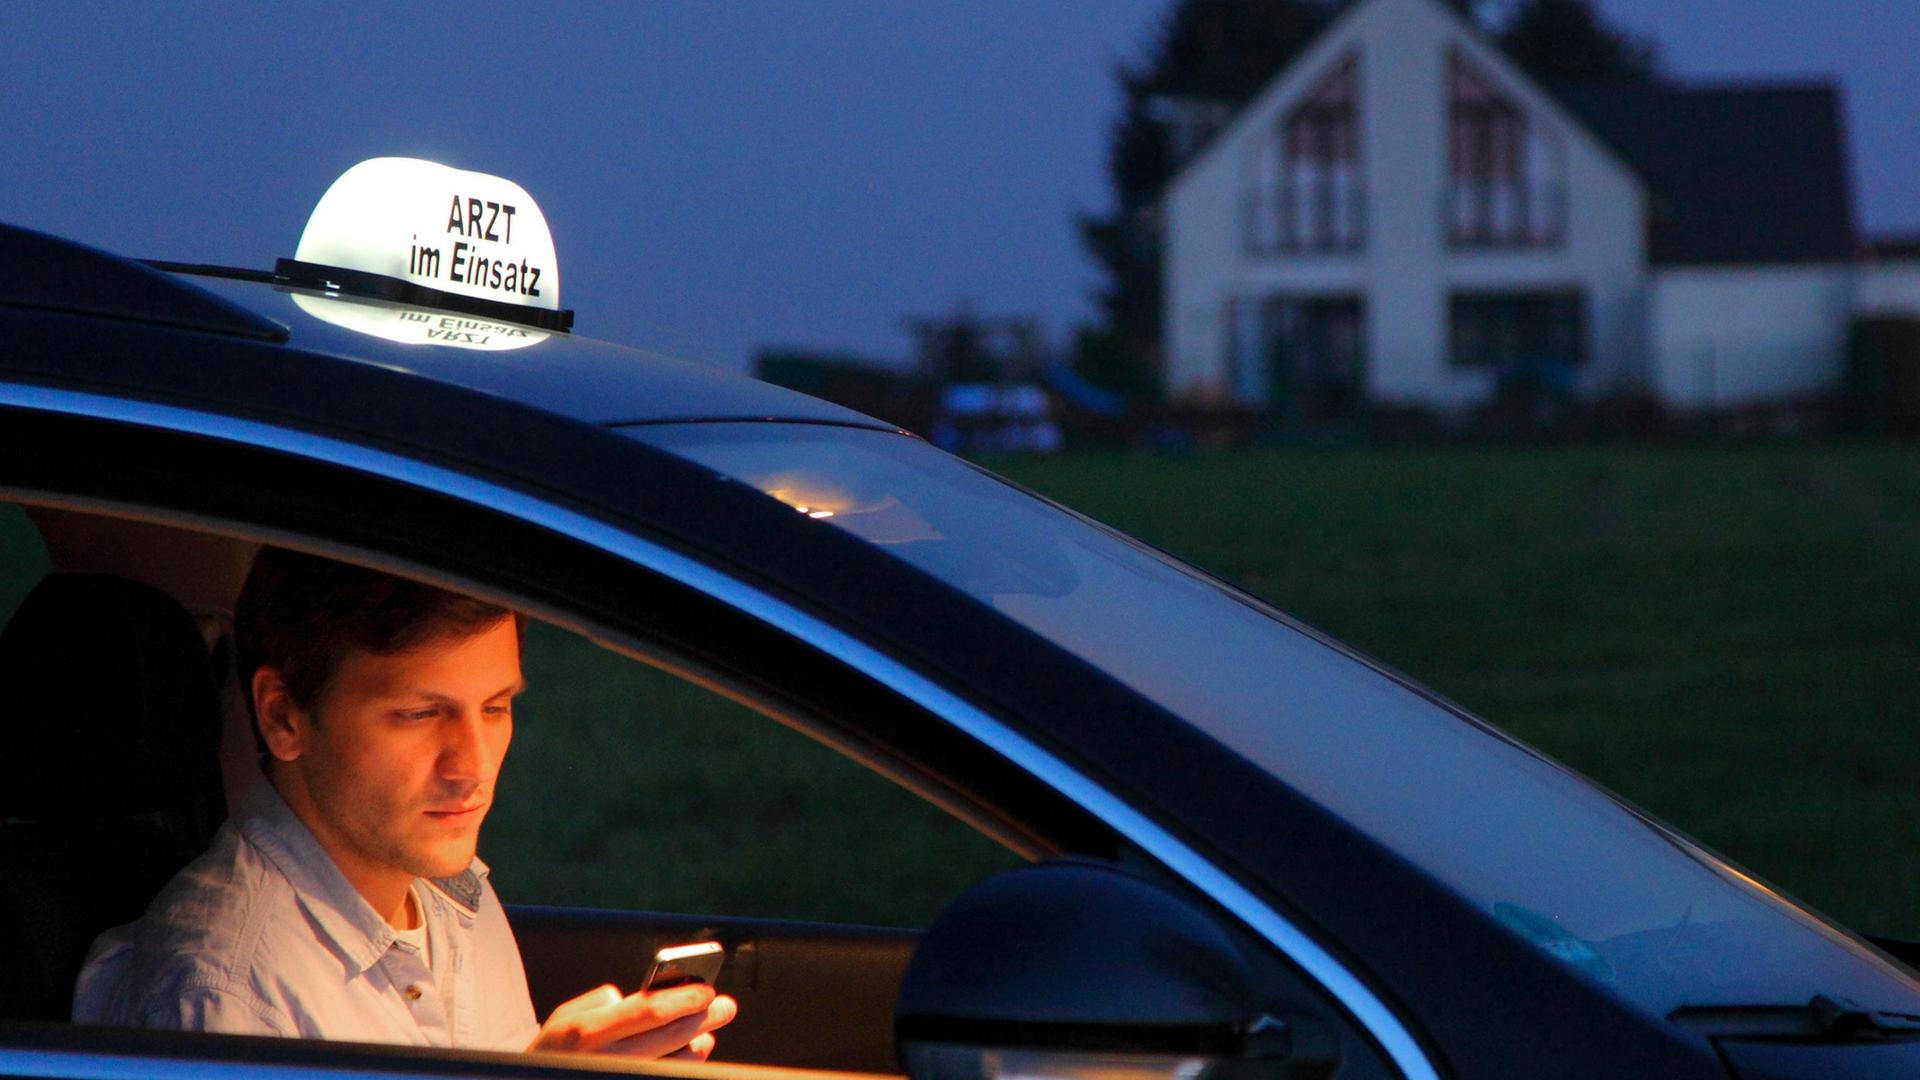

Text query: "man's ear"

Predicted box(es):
[252, 666, 308, 763]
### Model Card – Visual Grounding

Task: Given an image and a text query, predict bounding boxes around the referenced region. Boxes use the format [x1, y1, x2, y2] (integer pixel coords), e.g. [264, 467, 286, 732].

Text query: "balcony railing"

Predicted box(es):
[1242, 183, 1367, 257]
[1442, 180, 1567, 249]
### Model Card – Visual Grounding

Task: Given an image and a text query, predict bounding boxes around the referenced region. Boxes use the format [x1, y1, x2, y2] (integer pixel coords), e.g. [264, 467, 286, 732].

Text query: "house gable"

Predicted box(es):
[1163, 0, 1645, 215]
[1160, 0, 1653, 407]
[1160, 0, 1865, 413]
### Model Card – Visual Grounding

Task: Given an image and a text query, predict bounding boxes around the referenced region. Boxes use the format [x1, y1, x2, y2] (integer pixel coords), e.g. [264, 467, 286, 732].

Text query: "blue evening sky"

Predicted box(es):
[3, 1, 1914, 372]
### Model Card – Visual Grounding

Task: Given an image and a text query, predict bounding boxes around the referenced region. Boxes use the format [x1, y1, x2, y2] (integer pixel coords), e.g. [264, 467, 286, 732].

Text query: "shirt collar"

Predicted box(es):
[237, 781, 485, 978]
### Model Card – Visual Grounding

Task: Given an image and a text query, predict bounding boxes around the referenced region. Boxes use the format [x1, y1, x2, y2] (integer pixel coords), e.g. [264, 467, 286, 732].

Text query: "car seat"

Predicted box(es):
[0, 573, 226, 1021]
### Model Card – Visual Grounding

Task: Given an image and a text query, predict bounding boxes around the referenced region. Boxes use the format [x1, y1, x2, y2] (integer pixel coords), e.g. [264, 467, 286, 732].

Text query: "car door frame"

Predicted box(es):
[0, 381, 1444, 1080]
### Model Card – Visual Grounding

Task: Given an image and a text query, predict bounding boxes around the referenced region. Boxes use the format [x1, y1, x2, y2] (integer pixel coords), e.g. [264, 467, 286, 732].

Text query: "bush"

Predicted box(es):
[1071, 325, 1161, 406]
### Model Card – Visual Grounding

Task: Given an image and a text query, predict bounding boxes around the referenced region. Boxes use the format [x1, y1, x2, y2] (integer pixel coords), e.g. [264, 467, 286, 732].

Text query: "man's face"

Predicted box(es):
[291, 618, 522, 882]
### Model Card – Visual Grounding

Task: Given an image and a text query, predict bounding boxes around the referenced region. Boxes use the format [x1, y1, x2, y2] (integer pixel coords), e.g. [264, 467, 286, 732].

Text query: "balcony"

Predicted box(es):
[1242, 182, 1367, 257]
[1443, 180, 1567, 249]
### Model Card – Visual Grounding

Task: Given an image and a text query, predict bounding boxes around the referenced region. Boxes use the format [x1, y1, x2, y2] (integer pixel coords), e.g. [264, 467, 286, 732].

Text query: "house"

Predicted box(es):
[1161, 0, 1920, 423]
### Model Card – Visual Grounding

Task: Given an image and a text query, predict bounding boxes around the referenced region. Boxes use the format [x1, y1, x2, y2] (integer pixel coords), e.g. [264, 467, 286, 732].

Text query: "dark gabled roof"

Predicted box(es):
[1552, 81, 1856, 266]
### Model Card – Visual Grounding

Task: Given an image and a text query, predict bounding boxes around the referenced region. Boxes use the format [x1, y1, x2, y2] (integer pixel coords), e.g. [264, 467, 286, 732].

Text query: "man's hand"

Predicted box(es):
[529, 982, 738, 1059]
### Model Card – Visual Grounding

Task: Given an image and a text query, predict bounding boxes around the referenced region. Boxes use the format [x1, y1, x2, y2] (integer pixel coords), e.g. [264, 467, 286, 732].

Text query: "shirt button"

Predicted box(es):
[405, 985, 424, 1001]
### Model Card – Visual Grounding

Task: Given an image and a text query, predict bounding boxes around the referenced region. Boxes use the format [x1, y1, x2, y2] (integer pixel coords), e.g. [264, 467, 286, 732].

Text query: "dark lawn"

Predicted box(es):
[985, 444, 1920, 937]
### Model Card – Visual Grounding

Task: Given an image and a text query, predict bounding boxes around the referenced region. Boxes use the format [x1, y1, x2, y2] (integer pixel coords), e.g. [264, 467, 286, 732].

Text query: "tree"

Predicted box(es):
[1495, 0, 1659, 86]
[1135, 0, 1335, 103]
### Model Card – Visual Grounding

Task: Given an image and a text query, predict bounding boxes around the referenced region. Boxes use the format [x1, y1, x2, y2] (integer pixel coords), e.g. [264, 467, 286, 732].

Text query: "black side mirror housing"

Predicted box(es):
[896, 860, 1336, 1080]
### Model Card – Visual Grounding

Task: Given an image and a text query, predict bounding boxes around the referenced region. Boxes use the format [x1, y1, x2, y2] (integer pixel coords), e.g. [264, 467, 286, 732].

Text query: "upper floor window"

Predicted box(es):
[1446, 51, 1565, 248]
[1246, 53, 1364, 255]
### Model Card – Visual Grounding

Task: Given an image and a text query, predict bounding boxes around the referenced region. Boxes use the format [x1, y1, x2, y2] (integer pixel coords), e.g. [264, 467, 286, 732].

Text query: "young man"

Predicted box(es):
[74, 548, 736, 1057]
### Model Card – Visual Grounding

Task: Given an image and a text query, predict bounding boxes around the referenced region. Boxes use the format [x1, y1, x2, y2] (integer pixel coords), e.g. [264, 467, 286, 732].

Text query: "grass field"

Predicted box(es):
[6, 442, 1919, 935]
[983, 444, 1920, 937]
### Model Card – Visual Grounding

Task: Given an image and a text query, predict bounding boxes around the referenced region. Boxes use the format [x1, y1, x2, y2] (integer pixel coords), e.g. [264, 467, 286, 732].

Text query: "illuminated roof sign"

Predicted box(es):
[279, 158, 573, 333]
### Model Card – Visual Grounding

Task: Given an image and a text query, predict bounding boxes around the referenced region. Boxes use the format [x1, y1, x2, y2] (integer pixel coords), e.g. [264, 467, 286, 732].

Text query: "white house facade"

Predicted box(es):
[1162, 0, 1908, 421]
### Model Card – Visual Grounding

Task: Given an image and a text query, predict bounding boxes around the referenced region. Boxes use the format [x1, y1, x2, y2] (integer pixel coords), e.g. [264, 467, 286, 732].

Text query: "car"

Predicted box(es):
[4, 159, 1920, 1080]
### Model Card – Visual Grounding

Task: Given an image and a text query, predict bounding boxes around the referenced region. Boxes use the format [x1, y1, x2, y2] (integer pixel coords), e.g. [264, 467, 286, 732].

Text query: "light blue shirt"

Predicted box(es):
[72, 782, 540, 1051]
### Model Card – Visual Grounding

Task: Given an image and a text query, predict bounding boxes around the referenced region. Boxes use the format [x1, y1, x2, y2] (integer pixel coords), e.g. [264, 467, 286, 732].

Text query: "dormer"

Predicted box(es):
[1444, 49, 1567, 249]
[1243, 52, 1364, 256]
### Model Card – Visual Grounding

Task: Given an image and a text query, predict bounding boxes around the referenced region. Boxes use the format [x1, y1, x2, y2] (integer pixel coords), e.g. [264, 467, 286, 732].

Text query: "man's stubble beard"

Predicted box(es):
[304, 754, 487, 881]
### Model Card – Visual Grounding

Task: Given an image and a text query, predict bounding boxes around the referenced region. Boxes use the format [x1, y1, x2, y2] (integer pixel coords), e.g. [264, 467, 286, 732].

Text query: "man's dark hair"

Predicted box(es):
[234, 547, 521, 717]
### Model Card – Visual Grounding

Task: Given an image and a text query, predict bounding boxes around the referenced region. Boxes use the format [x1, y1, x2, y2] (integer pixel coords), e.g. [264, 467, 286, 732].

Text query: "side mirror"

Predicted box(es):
[896, 861, 1335, 1080]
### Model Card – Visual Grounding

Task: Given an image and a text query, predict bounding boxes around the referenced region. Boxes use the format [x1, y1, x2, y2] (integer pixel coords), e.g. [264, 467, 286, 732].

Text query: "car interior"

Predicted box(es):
[0, 500, 1025, 1074]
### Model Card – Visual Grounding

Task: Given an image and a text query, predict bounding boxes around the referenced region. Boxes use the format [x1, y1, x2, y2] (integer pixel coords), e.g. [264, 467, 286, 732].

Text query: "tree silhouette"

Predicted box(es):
[1496, 0, 1659, 86]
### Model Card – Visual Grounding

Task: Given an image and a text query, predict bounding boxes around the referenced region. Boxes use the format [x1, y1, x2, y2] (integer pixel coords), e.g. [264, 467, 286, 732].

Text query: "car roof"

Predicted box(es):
[0, 222, 894, 432]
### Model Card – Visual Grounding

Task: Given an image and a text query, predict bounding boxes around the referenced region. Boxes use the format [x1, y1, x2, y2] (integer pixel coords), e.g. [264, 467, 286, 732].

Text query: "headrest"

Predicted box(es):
[0, 574, 223, 821]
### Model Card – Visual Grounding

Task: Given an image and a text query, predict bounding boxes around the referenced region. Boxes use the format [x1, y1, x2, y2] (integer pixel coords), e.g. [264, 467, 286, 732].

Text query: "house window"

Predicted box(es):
[1446, 52, 1565, 248]
[1226, 295, 1368, 426]
[1246, 54, 1363, 254]
[1448, 290, 1585, 370]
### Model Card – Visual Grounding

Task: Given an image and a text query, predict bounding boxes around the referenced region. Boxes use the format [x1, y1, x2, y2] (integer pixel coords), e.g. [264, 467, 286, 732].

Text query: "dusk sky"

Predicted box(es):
[4, 1, 1914, 373]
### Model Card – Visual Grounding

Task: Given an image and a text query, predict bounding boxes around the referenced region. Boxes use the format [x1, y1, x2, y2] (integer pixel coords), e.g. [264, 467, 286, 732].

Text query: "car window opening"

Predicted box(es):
[0, 500, 1024, 1073]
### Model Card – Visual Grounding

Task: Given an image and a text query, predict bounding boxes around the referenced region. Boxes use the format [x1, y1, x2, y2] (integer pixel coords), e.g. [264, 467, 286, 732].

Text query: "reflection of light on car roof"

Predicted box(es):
[763, 481, 849, 516]
[289, 293, 548, 352]
[760, 481, 942, 544]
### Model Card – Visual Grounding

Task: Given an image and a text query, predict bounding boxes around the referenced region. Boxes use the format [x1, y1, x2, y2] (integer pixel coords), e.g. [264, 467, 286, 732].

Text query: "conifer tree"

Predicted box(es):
[1496, 0, 1659, 85]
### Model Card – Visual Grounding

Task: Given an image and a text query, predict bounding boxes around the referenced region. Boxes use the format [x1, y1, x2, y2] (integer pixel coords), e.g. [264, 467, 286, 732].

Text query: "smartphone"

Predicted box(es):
[640, 941, 725, 992]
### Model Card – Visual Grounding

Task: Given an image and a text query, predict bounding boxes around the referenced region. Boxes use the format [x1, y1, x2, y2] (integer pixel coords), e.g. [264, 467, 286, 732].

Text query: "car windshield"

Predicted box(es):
[625, 421, 1920, 1017]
